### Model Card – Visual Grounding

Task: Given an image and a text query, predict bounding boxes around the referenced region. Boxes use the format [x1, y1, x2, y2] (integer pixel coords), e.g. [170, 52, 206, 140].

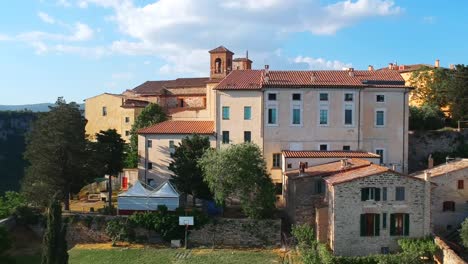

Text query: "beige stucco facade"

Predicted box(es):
[85, 93, 142, 142]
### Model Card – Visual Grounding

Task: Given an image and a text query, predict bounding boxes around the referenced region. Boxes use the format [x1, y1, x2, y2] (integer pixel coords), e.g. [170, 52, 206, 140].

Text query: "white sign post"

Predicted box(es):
[179, 216, 194, 249]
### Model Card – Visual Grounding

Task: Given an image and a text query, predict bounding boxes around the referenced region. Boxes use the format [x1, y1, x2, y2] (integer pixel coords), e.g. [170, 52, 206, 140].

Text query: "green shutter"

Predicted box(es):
[375, 214, 380, 236]
[361, 188, 368, 201]
[390, 214, 395, 236]
[404, 214, 410, 236]
[360, 214, 366, 236]
[382, 213, 387, 229]
[375, 188, 381, 201]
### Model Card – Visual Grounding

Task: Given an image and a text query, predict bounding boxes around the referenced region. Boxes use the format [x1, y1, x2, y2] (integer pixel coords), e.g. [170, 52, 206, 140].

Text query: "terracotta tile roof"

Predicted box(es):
[324, 163, 393, 185]
[282, 150, 380, 159]
[121, 99, 150, 108]
[286, 158, 372, 178]
[209, 45, 234, 54]
[377, 64, 440, 73]
[216, 69, 408, 90]
[412, 159, 468, 178]
[132, 78, 208, 95]
[138, 120, 214, 135]
[215, 70, 263, 90]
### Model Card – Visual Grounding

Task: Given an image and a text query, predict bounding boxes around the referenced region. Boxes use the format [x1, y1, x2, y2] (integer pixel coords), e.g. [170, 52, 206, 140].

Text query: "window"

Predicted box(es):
[102, 106, 107, 116]
[222, 106, 230, 120]
[272, 153, 281, 168]
[179, 99, 184, 107]
[343, 145, 351, 151]
[292, 93, 301, 101]
[443, 201, 455, 212]
[395, 187, 405, 201]
[319, 144, 328, 151]
[319, 93, 328, 101]
[275, 183, 282, 195]
[292, 107, 301, 125]
[267, 107, 277, 125]
[244, 131, 251, 143]
[382, 213, 387, 229]
[360, 213, 380, 236]
[376, 95, 385, 102]
[147, 162, 153, 170]
[458, 180, 464, 189]
[268, 93, 277, 101]
[382, 187, 387, 201]
[345, 93, 354, 102]
[344, 105, 353, 125]
[125, 117, 130, 123]
[169, 140, 175, 155]
[361, 187, 381, 201]
[287, 163, 292, 169]
[147, 140, 152, 148]
[214, 58, 222, 73]
[375, 149, 384, 164]
[244, 106, 252, 120]
[390, 213, 409, 236]
[125, 131, 130, 136]
[222, 131, 229, 144]
[375, 109, 385, 127]
[319, 108, 329, 125]
[315, 180, 325, 194]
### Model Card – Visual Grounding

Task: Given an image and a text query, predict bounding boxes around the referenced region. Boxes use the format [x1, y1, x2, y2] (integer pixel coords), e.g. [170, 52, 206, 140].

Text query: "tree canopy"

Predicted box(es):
[125, 103, 167, 168]
[169, 134, 212, 202]
[198, 143, 276, 219]
[22, 98, 90, 210]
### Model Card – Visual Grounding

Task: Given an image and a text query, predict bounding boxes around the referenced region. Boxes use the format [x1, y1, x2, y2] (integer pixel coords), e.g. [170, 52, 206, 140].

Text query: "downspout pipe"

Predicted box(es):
[402, 88, 409, 174]
[357, 88, 362, 150]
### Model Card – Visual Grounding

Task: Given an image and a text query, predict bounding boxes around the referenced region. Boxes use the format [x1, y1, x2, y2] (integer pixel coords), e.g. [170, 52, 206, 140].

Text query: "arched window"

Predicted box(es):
[215, 58, 222, 73]
[443, 201, 455, 212]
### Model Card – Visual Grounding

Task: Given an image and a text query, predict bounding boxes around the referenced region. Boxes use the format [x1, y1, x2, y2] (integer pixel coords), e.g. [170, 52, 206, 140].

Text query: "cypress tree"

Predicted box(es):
[41, 195, 68, 264]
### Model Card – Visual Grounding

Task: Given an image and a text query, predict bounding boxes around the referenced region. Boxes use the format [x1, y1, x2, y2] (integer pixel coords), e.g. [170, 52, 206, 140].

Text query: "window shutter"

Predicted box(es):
[375, 188, 381, 201]
[404, 214, 410, 236]
[390, 214, 395, 236]
[375, 214, 380, 236]
[361, 188, 368, 201]
[360, 214, 366, 236]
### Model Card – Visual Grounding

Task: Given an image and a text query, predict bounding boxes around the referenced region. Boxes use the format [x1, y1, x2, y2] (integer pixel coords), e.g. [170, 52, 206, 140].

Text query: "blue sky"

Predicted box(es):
[0, 0, 467, 105]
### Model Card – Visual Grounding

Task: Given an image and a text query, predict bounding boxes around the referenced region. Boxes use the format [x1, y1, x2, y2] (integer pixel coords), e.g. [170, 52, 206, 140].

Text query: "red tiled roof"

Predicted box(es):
[215, 70, 263, 90]
[216, 69, 408, 90]
[138, 121, 214, 135]
[324, 163, 392, 185]
[412, 159, 468, 178]
[282, 150, 380, 159]
[209, 46, 234, 54]
[132, 78, 208, 95]
[286, 158, 372, 178]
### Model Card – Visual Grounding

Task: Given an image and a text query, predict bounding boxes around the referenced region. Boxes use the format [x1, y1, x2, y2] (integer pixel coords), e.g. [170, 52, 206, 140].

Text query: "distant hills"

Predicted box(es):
[0, 103, 84, 112]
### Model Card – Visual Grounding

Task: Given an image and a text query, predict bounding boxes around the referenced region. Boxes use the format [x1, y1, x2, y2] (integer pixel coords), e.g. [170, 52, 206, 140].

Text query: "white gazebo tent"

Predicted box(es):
[117, 181, 180, 214]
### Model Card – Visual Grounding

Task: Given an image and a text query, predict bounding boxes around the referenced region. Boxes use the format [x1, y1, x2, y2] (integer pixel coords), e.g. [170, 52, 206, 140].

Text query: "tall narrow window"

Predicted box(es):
[169, 140, 175, 155]
[147, 140, 153, 148]
[344, 105, 353, 125]
[147, 162, 153, 170]
[244, 106, 251, 120]
[222, 131, 229, 144]
[382, 187, 387, 201]
[222, 106, 230, 120]
[272, 153, 281, 168]
[244, 131, 251, 143]
[102, 106, 107, 116]
[315, 180, 325, 194]
[390, 213, 409, 236]
[375, 149, 384, 164]
[395, 187, 405, 201]
[360, 214, 380, 236]
[458, 180, 464, 189]
[179, 99, 184, 107]
[268, 107, 277, 125]
[319, 108, 329, 125]
[291, 93, 302, 125]
[382, 213, 387, 229]
[292, 107, 301, 125]
[375, 110, 385, 127]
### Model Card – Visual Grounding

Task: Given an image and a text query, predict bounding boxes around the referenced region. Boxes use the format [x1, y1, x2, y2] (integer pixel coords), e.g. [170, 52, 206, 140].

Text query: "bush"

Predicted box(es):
[0, 226, 11, 256]
[461, 218, 468, 248]
[409, 105, 446, 131]
[0, 192, 27, 219]
[398, 236, 437, 260]
[291, 224, 316, 249]
[105, 218, 134, 246]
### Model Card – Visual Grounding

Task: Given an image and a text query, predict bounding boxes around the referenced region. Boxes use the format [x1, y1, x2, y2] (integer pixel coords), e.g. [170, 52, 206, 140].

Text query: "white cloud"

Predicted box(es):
[57, 0, 72, 7]
[16, 22, 93, 43]
[68, 22, 94, 41]
[0, 34, 11, 41]
[38, 12, 55, 24]
[294, 55, 352, 70]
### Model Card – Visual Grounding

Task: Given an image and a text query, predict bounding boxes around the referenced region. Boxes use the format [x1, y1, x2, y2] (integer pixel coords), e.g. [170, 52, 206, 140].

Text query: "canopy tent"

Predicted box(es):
[117, 181, 180, 214]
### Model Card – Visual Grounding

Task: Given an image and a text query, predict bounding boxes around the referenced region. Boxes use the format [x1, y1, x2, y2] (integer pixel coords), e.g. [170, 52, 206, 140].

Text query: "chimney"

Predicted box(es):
[392, 164, 396, 171]
[435, 59, 440, 68]
[246, 50, 249, 60]
[299, 162, 305, 173]
[388, 63, 393, 70]
[311, 72, 317, 82]
[428, 154, 434, 169]
[348, 68, 355, 77]
[424, 171, 431, 181]
[368, 65, 374, 71]
[264, 65, 270, 82]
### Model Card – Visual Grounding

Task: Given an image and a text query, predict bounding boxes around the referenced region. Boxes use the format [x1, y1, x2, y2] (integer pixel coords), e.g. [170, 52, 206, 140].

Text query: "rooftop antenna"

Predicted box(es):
[246, 50, 249, 59]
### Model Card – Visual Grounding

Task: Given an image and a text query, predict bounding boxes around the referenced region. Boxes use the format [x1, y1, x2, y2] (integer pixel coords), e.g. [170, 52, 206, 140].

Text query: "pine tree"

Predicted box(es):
[41, 195, 68, 264]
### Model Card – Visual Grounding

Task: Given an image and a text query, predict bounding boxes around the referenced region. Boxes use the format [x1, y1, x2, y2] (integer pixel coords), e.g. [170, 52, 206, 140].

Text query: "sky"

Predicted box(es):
[0, 0, 467, 105]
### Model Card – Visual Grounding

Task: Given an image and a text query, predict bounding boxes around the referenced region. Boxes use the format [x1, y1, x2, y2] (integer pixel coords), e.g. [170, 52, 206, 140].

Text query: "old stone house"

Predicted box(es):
[413, 159, 468, 235]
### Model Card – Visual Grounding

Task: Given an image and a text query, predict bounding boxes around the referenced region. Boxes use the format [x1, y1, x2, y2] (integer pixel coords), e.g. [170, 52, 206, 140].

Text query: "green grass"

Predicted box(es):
[69, 248, 281, 264]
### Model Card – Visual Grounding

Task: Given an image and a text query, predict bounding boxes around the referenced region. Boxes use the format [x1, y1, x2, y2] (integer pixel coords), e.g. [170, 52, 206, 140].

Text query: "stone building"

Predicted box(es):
[413, 159, 468, 235]
[285, 158, 431, 256]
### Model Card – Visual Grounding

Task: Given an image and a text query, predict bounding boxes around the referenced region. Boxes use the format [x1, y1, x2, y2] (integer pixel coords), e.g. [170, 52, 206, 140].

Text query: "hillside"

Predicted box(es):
[0, 103, 84, 112]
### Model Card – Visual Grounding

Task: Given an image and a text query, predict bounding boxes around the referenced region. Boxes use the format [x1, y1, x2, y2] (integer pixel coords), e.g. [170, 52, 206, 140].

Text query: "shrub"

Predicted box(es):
[105, 218, 134, 246]
[0, 192, 27, 219]
[291, 224, 315, 249]
[398, 236, 437, 260]
[461, 218, 468, 248]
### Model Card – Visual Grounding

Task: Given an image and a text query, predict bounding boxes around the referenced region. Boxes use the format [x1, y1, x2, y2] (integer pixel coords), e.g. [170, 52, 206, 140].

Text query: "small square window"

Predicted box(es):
[319, 144, 328, 151]
[292, 93, 301, 101]
[320, 93, 328, 101]
[268, 93, 277, 101]
[377, 95, 385, 102]
[343, 145, 351, 151]
[125, 117, 130, 123]
[345, 93, 354, 101]
[125, 131, 130, 136]
[287, 163, 292, 169]
[147, 162, 153, 170]
[147, 140, 152, 148]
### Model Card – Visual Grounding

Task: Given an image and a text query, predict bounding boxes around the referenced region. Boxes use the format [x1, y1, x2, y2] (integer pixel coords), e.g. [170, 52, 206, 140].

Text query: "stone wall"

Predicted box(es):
[189, 218, 281, 248]
[285, 176, 326, 225]
[434, 236, 467, 264]
[409, 130, 468, 173]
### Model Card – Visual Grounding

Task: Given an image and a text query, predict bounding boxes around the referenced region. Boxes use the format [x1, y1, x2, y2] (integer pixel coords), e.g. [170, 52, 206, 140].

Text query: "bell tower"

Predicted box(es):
[209, 46, 234, 80]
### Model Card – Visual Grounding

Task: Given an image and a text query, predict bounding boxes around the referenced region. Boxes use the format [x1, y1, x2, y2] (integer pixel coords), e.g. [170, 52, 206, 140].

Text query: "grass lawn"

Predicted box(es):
[69, 247, 283, 264]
